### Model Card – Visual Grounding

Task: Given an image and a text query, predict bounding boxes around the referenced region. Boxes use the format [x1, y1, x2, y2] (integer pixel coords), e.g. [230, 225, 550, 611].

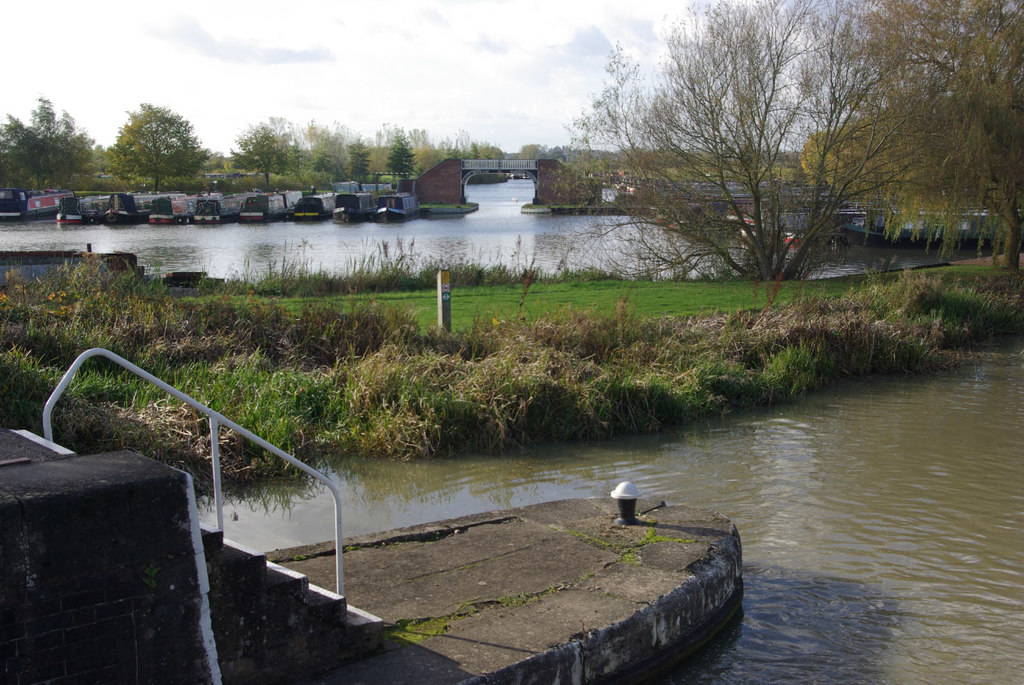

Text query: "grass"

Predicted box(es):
[2, 260, 1022, 489]
[218, 276, 860, 331]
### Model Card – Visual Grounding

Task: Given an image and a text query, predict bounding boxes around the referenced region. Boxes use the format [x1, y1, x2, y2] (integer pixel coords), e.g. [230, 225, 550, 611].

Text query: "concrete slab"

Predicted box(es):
[282, 498, 743, 684]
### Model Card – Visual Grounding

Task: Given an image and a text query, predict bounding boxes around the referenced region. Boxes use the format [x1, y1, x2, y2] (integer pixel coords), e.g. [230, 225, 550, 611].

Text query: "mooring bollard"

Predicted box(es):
[611, 481, 642, 525]
[438, 269, 451, 331]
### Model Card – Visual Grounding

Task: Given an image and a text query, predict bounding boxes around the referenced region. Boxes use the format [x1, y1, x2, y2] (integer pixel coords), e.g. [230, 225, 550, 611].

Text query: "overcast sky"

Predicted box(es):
[5, 0, 683, 155]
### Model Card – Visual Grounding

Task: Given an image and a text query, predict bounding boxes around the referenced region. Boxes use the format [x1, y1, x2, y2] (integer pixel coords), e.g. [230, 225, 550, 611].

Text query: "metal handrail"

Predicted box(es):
[461, 159, 538, 170]
[42, 347, 345, 598]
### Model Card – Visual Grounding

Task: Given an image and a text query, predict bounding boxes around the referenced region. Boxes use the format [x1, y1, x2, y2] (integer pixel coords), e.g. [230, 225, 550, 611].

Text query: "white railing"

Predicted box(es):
[461, 159, 538, 170]
[42, 348, 346, 598]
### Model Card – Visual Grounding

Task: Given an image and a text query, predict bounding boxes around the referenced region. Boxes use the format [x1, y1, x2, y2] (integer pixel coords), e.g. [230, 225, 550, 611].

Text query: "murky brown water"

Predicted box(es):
[208, 338, 1024, 683]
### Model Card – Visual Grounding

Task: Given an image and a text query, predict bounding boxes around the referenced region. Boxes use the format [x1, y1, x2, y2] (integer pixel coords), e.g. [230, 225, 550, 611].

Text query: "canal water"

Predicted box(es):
[6, 182, 1018, 681]
[207, 338, 1024, 684]
[0, 180, 985, 278]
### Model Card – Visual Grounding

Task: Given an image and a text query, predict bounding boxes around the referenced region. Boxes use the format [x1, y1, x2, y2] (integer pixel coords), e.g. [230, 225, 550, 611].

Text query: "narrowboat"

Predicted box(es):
[839, 208, 996, 248]
[292, 193, 336, 221]
[104, 193, 174, 224]
[148, 196, 198, 224]
[193, 193, 256, 224]
[239, 191, 303, 223]
[0, 188, 75, 222]
[376, 193, 420, 222]
[57, 196, 109, 225]
[56, 196, 85, 225]
[332, 193, 376, 222]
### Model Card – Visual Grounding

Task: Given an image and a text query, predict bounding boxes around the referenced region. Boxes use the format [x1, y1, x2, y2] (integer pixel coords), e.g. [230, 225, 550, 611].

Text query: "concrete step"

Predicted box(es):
[264, 560, 310, 600]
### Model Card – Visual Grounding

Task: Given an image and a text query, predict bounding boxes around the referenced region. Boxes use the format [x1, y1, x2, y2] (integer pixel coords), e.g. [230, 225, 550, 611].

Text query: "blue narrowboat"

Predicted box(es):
[376, 193, 420, 222]
[104, 193, 171, 224]
[0, 188, 75, 222]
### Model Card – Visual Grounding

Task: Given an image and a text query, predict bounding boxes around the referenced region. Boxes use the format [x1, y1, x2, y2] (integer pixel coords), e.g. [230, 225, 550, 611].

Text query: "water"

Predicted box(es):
[206, 339, 1024, 684]
[0, 180, 982, 278]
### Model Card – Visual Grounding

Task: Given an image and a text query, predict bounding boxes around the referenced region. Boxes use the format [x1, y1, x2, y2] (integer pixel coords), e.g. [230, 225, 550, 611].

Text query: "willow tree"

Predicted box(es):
[868, 0, 1024, 268]
[577, 0, 913, 280]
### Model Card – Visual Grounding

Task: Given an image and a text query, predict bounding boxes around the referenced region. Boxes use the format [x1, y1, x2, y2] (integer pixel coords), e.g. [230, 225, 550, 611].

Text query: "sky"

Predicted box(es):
[4, 0, 684, 155]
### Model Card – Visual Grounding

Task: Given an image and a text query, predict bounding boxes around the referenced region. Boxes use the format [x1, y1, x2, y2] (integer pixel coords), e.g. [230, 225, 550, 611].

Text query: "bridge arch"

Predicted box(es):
[460, 160, 539, 204]
[417, 159, 564, 206]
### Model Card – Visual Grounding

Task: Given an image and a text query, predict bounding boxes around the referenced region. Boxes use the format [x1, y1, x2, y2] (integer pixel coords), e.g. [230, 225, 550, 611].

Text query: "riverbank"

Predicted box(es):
[420, 203, 479, 216]
[2, 263, 1022, 486]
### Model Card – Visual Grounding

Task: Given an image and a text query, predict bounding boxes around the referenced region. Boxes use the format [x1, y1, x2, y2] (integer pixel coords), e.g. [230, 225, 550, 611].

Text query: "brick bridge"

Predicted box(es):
[416, 159, 569, 205]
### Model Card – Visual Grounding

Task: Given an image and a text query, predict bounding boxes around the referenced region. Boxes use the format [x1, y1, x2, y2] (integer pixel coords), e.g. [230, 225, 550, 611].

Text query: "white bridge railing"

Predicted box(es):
[462, 159, 538, 170]
[42, 348, 346, 598]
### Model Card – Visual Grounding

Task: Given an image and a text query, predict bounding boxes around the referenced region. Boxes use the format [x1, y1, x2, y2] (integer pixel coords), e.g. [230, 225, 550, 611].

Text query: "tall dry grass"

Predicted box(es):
[2, 264, 1021, 488]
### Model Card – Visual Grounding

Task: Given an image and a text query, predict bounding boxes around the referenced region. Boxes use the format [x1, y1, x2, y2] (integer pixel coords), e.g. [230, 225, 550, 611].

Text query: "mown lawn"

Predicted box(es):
[260, 276, 867, 330]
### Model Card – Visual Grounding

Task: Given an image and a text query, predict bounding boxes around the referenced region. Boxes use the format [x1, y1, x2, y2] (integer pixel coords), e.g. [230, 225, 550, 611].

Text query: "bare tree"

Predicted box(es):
[577, 0, 914, 280]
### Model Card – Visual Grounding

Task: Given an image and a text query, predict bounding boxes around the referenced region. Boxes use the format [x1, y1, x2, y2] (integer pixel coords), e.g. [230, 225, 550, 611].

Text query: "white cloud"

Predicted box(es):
[4, 0, 689, 153]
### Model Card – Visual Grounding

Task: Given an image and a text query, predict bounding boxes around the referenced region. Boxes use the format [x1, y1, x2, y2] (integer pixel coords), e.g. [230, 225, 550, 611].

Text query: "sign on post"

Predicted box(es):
[437, 270, 451, 331]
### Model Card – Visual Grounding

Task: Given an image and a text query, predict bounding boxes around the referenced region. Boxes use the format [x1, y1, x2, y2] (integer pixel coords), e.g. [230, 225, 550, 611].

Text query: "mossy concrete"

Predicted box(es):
[273, 497, 742, 684]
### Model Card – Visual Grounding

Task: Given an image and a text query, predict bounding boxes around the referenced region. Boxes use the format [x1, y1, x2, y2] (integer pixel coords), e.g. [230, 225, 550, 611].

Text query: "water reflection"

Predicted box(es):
[206, 339, 1024, 683]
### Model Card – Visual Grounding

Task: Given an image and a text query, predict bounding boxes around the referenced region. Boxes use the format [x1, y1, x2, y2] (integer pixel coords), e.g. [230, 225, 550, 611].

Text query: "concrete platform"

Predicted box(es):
[272, 498, 743, 684]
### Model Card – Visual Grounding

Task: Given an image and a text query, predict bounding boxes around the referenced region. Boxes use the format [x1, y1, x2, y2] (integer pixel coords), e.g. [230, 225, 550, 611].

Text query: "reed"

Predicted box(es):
[213, 240, 621, 299]
[2, 265, 1022, 486]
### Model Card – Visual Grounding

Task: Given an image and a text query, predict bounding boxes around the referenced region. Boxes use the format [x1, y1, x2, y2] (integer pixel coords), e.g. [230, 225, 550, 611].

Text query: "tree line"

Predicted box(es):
[0, 101, 571, 193]
[576, 0, 1023, 276]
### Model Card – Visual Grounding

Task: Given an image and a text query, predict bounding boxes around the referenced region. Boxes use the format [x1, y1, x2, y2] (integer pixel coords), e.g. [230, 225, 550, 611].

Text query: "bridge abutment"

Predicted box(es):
[417, 159, 567, 206]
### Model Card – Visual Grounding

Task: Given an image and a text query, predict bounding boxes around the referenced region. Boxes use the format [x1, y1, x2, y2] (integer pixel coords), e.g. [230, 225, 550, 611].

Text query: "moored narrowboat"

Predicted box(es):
[104, 193, 175, 224]
[239, 191, 303, 222]
[376, 192, 420, 222]
[0, 188, 75, 222]
[56, 196, 84, 225]
[838, 207, 997, 248]
[148, 196, 197, 224]
[194, 193, 256, 224]
[292, 193, 336, 221]
[332, 192, 376, 222]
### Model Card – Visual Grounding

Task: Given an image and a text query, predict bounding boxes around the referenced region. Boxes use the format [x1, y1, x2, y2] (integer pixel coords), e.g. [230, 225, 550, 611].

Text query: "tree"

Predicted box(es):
[106, 104, 207, 191]
[576, 0, 913, 280]
[232, 122, 293, 187]
[1, 97, 93, 188]
[387, 128, 416, 178]
[867, 0, 1024, 269]
[347, 140, 370, 182]
[517, 144, 545, 160]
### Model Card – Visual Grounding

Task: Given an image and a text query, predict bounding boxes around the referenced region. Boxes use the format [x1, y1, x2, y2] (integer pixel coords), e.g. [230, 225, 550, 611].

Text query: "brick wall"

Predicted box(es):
[1, 439, 217, 684]
[417, 159, 463, 204]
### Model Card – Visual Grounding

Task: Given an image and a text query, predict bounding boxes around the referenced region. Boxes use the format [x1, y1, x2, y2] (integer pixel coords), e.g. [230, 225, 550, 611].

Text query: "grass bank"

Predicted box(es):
[2, 262, 1021, 489]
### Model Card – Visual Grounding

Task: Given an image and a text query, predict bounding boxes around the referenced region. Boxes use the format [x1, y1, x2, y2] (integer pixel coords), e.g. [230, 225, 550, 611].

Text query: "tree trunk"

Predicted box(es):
[999, 196, 1021, 271]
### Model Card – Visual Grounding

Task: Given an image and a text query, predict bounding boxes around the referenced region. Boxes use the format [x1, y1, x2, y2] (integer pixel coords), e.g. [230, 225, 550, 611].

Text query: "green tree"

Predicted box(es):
[868, 0, 1024, 268]
[299, 122, 354, 184]
[1, 97, 93, 187]
[106, 104, 207, 191]
[576, 0, 912, 280]
[233, 122, 294, 188]
[387, 128, 416, 178]
[517, 144, 544, 160]
[347, 140, 371, 182]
